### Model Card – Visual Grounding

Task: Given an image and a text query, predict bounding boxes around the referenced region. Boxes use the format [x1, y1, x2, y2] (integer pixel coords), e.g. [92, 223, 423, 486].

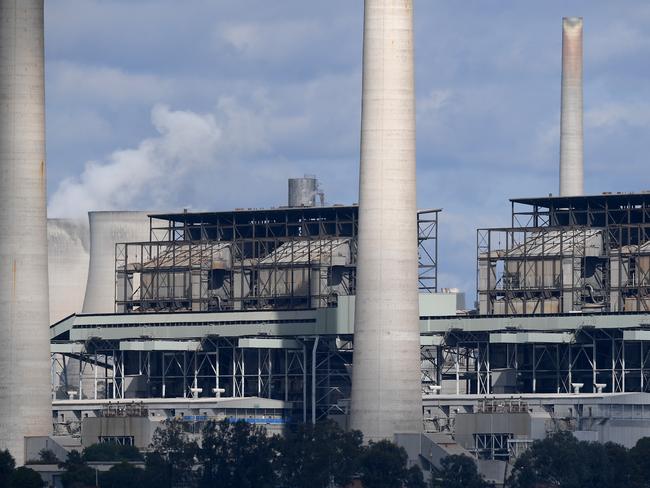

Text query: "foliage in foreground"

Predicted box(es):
[0, 450, 43, 487]
[50, 418, 426, 488]
[507, 431, 650, 488]
[431, 454, 492, 488]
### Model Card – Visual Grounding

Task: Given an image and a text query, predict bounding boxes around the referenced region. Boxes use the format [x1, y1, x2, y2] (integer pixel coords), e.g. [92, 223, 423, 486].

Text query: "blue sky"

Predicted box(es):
[44, 1, 650, 300]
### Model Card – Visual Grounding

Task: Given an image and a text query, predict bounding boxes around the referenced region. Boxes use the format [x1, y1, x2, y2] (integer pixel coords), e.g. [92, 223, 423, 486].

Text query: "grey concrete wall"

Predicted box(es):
[81, 417, 156, 449]
[48, 218, 89, 324]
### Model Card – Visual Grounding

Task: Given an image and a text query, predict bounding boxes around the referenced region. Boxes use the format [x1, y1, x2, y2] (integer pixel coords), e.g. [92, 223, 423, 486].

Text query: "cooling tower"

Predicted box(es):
[0, 0, 52, 464]
[350, 0, 422, 441]
[82, 211, 151, 314]
[559, 17, 584, 196]
[48, 219, 90, 324]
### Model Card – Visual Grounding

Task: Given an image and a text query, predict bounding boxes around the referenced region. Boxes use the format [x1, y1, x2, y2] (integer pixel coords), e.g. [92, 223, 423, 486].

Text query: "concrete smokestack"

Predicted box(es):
[350, 0, 422, 441]
[0, 0, 52, 464]
[82, 211, 151, 314]
[559, 17, 584, 196]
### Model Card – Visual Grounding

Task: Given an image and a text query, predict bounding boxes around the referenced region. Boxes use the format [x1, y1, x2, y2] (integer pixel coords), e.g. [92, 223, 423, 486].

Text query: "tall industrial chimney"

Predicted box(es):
[350, 0, 422, 441]
[559, 17, 584, 196]
[0, 0, 52, 464]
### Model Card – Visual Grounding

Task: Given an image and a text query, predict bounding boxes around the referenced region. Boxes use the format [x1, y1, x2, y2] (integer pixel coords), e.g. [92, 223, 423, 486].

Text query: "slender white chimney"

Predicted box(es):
[350, 0, 422, 441]
[0, 0, 52, 464]
[559, 17, 584, 196]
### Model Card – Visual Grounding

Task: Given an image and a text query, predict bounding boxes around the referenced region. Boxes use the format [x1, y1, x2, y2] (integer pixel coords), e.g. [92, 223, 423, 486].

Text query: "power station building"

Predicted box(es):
[49, 199, 444, 442]
[47, 192, 650, 486]
[4, 0, 650, 485]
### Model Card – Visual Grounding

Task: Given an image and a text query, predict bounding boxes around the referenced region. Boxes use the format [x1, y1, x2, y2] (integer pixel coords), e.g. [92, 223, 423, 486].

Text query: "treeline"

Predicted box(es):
[6, 424, 650, 488]
[507, 431, 650, 488]
[37, 419, 428, 488]
[429, 431, 650, 488]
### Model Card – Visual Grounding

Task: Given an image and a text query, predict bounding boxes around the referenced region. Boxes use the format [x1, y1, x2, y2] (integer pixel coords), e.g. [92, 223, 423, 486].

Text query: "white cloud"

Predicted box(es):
[216, 19, 324, 61]
[418, 89, 453, 116]
[48, 104, 222, 218]
[586, 103, 650, 129]
[48, 61, 174, 105]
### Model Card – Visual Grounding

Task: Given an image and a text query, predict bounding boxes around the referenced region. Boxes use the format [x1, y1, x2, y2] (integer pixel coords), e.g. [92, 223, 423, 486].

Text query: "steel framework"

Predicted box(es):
[115, 206, 439, 313]
[479, 194, 650, 315]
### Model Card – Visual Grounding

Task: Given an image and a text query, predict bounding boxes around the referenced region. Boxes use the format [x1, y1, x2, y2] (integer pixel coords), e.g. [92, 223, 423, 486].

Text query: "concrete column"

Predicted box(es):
[559, 17, 584, 196]
[82, 211, 151, 314]
[350, 0, 422, 441]
[0, 0, 52, 464]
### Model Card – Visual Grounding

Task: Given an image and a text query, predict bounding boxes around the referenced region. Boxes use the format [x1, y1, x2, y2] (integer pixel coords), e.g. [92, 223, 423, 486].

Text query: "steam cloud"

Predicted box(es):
[48, 100, 268, 218]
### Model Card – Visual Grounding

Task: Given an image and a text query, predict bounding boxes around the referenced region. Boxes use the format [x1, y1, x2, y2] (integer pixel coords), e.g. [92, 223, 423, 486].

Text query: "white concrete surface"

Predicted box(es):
[48, 219, 89, 324]
[0, 0, 52, 465]
[559, 17, 584, 196]
[82, 211, 150, 314]
[350, 0, 423, 441]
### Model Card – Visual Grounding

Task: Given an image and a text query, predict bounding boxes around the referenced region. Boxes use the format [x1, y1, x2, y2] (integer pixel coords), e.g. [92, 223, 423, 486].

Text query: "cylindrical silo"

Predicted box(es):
[0, 0, 52, 464]
[350, 0, 422, 441]
[82, 211, 151, 314]
[288, 177, 318, 207]
[48, 219, 90, 324]
[559, 17, 584, 196]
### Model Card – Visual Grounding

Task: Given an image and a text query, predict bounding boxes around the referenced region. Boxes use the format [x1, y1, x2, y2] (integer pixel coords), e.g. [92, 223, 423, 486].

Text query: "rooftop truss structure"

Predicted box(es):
[479, 194, 650, 315]
[116, 206, 439, 313]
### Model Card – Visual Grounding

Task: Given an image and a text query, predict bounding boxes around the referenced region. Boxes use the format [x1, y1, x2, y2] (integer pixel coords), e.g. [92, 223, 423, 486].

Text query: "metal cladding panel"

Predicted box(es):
[351, 0, 422, 441]
[48, 219, 89, 324]
[0, 0, 52, 464]
[82, 211, 151, 314]
[559, 17, 584, 196]
[288, 177, 317, 207]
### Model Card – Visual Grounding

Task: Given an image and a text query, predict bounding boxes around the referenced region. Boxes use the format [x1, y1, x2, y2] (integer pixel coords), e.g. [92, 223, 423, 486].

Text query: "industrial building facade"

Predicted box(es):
[50, 205, 443, 439]
[48, 195, 650, 482]
[478, 193, 650, 315]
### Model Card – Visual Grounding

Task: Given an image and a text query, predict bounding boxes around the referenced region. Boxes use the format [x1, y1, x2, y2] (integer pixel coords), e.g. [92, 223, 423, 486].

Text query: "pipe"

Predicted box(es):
[312, 336, 320, 424]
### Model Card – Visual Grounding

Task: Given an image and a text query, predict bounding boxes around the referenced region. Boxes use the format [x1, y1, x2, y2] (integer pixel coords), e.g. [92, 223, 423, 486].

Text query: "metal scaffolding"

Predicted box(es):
[116, 206, 439, 313]
[479, 194, 650, 315]
[422, 329, 650, 395]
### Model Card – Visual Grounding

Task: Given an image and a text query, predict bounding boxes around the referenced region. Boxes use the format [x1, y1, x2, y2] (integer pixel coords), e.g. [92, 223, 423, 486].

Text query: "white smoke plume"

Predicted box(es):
[48, 100, 269, 218]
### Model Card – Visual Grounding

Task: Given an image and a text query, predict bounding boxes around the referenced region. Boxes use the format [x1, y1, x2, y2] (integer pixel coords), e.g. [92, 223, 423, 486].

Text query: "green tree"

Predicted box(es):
[405, 464, 427, 488]
[273, 420, 364, 488]
[59, 450, 96, 488]
[507, 431, 627, 488]
[141, 452, 170, 488]
[8, 466, 43, 488]
[358, 439, 410, 488]
[99, 462, 146, 488]
[37, 449, 59, 464]
[197, 419, 275, 488]
[150, 419, 197, 488]
[430, 455, 490, 488]
[0, 449, 16, 487]
[82, 443, 143, 462]
[629, 437, 650, 488]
